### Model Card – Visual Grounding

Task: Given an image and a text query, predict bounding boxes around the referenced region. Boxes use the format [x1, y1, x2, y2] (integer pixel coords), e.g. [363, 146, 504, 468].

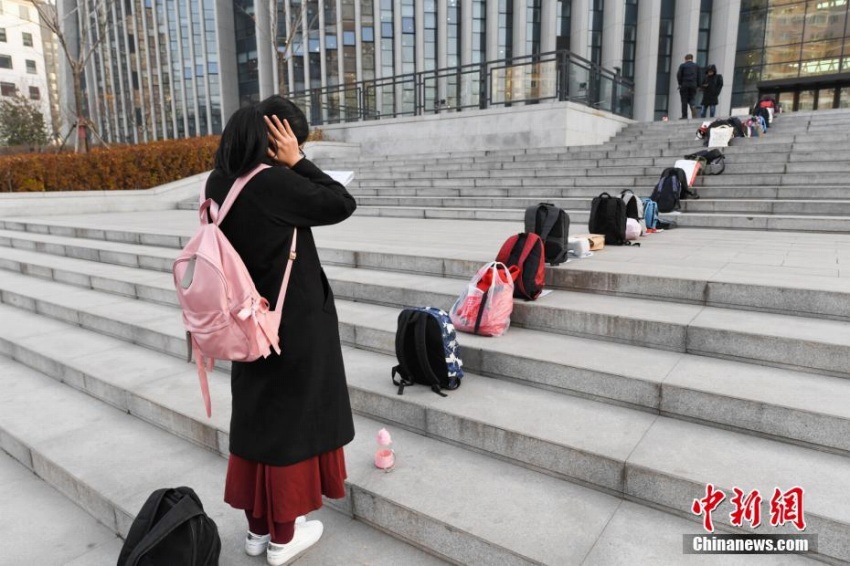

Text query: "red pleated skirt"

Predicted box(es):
[224, 447, 347, 525]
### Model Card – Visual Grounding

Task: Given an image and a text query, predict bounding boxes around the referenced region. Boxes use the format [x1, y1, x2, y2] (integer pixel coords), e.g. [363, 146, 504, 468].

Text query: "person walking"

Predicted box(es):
[676, 54, 700, 120]
[205, 98, 357, 566]
[700, 64, 723, 118]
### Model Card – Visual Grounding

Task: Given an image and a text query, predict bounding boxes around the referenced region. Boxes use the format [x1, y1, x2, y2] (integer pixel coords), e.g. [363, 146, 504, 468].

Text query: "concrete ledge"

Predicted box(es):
[321, 101, 633, 155]
[0, 173, 210, 218]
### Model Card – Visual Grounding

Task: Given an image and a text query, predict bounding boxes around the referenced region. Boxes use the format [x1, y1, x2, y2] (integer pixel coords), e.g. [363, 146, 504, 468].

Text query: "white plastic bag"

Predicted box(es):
[449, 262, 516, 337]
[625, 218, 641, 241]
[708, 125, 734, 148]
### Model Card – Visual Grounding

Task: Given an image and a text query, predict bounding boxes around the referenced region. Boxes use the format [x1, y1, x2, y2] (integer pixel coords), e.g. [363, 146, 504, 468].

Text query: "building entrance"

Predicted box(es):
[759, 74, 850, 112]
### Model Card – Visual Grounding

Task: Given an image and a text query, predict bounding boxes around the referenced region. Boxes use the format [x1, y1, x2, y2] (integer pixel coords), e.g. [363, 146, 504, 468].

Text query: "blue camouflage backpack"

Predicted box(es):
[641, 197, 658, 230]
[392, 307, 463, 396]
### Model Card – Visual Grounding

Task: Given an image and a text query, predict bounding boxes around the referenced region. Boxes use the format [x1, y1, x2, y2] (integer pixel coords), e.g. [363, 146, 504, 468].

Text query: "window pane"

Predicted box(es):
[0, 54, 10, 69]
[765, 4, 804, 46]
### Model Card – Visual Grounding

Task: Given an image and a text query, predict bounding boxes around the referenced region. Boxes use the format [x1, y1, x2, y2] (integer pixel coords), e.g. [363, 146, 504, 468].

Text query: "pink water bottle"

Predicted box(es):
[374, 428, 395, 471]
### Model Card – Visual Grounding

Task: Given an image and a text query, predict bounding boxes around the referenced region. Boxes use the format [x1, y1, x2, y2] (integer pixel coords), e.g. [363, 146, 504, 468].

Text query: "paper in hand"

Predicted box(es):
[326, 171, 355, 187]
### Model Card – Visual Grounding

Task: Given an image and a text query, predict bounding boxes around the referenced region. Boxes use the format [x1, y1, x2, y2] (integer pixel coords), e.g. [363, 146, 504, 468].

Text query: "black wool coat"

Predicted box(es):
[701, 74, 723, 106]
[205, 159, 357, 466]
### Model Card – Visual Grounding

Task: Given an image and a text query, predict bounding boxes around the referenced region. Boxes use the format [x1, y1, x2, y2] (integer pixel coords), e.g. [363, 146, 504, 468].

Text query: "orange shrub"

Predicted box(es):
[0, 136, 220, 192]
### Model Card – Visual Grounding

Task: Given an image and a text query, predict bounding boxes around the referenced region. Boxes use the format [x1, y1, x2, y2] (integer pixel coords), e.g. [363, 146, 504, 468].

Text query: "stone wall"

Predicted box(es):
[319, 101, 632, 155]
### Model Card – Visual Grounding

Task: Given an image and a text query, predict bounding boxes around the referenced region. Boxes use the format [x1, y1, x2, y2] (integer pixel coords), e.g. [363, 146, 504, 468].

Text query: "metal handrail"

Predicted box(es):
[287, 49, 634, 125]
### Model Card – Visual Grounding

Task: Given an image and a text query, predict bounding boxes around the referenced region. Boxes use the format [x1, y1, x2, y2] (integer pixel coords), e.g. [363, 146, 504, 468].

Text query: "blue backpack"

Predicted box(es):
[641, 197, 658, 230]
[392, 307, 463, 396]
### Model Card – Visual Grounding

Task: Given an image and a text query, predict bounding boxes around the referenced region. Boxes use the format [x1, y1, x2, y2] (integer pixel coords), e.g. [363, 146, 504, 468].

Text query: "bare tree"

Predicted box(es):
[30, 0, 111, 152]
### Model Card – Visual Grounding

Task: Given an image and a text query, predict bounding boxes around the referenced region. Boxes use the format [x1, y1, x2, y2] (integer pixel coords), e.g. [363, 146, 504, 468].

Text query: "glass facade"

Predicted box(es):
[526, 0, 541, 56]
[733, 0, 850, 110]
[472, 0, 485, 64]
[654, 0, 675, 120]
[556, 0, 570, 52]
[499, 0, 513, 60]
[622, 0, 638, 81]
[589, 0, 603, 66]
[77, 0, 850, 139]
[81, 0, 221, 142]
[697, 0, 713, 69]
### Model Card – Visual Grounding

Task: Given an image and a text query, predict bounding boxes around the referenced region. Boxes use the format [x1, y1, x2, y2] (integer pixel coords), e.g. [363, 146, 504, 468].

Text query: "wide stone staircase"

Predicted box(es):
[322, 108, 850, 232]
[3, 111, 850, 564]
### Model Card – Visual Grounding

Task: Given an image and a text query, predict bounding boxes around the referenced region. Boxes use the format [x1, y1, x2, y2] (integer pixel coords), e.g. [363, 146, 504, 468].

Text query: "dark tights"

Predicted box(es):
[245, 510, 295, 544]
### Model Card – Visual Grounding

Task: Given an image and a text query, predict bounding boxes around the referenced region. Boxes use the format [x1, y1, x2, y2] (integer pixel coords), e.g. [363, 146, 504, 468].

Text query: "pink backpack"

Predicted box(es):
[173, 164, 297, 417]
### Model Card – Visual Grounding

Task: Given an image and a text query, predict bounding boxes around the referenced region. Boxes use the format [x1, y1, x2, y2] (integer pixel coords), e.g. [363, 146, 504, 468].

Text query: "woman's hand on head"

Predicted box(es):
[265, 115, 304, 168]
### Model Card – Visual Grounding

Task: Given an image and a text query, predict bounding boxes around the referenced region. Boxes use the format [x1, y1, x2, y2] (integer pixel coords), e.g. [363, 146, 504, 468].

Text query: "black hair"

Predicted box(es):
[214, 105, 267, 178]
[706, 64, 717, 74]
[258, 95, 310, 145]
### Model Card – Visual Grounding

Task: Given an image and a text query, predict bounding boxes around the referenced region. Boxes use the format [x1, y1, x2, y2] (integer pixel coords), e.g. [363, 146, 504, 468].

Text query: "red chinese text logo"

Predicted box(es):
[691, 483, 726, 533]
[691, 485, 806, 533]
[770, 486, 806, 531]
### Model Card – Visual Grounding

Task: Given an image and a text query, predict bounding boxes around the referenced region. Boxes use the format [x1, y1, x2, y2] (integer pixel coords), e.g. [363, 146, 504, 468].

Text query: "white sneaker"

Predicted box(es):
[266, 520, 324, 566]
[244, 517, 305, 556]
[245, 531, 271, 556]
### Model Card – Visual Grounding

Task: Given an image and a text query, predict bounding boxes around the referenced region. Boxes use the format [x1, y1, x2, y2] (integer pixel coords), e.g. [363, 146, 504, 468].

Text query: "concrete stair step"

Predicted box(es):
[658, 211, 850, 232]
[4, 267, 850, 459]
[0, 448, 122, 564]
[3, 213, 849, 302]
[351, 196, 850, 216]
[788, 151, 850, 162]
[0, 357, 448, 566]
[0, 315, 833, 563]
[3, 240, 850, 458]
[3, 223, 849, 324]
[1, 252, 849, 380]
[347, 161, 788, 180]
[354, 205, 850, 231]
[322, 266, 850, 378]
[682, 199, 850, 215]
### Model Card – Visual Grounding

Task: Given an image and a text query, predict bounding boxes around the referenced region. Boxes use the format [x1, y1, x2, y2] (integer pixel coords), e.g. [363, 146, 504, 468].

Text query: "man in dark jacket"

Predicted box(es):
[676, 54, 700, 120]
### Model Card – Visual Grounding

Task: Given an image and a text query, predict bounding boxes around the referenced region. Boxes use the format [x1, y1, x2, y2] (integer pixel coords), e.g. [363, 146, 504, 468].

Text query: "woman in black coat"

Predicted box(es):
[205, 98, 356, 565]
[700, 64, 723, 118]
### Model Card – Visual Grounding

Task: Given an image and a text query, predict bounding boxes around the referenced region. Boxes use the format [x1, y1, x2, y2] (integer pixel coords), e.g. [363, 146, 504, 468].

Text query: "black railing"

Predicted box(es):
[287, 49, 635, 126]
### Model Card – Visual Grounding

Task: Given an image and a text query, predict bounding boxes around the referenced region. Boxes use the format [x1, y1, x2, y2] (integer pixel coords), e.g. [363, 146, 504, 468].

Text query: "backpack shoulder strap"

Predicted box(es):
[260, 228, 299, 351]
[214, 163, 272, 225]
[391, 309, 417, 395]
[537, 205, 560, 242]
[121, 492, 207, 566]
[413, 313, 447, 397]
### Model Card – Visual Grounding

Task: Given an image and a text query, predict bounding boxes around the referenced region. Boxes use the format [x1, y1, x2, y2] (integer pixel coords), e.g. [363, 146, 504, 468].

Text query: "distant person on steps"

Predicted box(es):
[699, 64, 723, 118]
[676, 54, 700, 120]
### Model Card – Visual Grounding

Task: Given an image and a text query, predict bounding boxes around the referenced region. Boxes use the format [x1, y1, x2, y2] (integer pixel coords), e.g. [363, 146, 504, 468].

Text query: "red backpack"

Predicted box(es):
[495, 233, 546, 300]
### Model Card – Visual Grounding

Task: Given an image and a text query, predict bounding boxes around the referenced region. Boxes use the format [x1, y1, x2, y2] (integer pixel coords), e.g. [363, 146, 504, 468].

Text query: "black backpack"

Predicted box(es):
[391, 307, 463, 396]
[589, 192, 637, 246]
[117, 487, 220, 566]
[651, 168, 685, 213]
[524, 203, 570, 266]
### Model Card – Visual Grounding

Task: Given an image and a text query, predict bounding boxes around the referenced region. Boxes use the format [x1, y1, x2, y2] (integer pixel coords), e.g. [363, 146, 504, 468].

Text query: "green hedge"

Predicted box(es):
[0, 136, 219, 192]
